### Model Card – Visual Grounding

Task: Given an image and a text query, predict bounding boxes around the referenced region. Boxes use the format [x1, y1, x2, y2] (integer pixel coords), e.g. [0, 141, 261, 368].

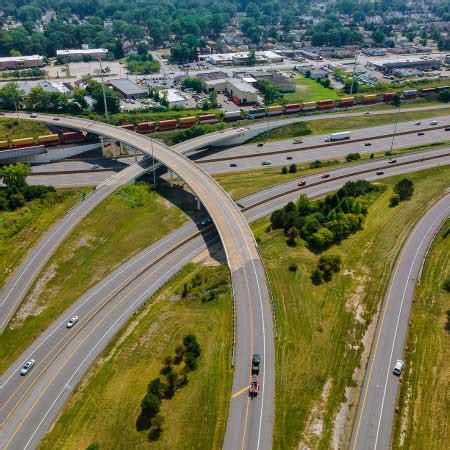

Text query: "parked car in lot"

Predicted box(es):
[393, 359, 404, 376]
[66, 316, 79, 328]
[20, 359, 35, 375]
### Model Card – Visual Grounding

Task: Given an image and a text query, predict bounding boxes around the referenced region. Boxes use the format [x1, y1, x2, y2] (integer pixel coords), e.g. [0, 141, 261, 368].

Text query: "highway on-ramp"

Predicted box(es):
[1, 150, 449, 449]
[0, 112, 275, 450]
[350, 194, 450, 450]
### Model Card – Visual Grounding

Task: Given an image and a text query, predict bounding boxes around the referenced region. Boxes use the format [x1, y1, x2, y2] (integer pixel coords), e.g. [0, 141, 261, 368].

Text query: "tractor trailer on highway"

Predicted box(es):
[325, 131, 351, 142]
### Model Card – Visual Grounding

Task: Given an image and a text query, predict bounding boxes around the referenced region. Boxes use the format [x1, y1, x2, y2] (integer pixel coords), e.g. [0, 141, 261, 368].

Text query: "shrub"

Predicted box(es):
[394, 178, 414, 201]
[311, 269, 323, 285]
[288, 263, 298, 272]
[345, 152, 361, 162]
[389, 194, 400, 207]
[281, 166, 288, 175]
[289, 163, 297, 173]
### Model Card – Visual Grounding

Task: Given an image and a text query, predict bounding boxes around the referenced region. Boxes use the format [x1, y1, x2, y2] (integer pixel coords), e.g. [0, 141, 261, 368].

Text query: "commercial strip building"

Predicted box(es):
[0, 55, 45, 71]
[56, 48, 108, 62]
[198, 50, 283, 66]
[107, 78, 147, 99]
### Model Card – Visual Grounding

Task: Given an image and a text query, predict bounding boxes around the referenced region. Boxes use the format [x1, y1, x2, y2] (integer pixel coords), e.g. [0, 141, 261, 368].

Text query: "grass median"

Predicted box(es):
[39, 263, 233, 450]
[0, 182, 188, 374]
[392, 220, 450, 450]
[251, 166, 450, 449]
[0, 188, 87, 288]
[214, 141, 449, 199]
[0, 118, 50, 140]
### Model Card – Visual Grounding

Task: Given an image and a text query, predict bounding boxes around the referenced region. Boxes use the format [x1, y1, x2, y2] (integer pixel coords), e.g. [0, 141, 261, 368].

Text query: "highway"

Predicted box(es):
[350, 194, 450, 450]
[1, 149, 449, 449]
[1, 112, 274, 450]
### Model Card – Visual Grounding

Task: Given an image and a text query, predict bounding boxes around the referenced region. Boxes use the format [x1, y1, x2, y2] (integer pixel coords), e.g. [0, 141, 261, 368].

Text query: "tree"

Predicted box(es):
[389, 194, 400, 208]
[281, 166, 288, 174]
[136, 42, 148, 56]
[393, 178, 414, 201]
[0, 163, 30, 189]
[289, 164, 297, 173]
[438, 89, 450, 103]
[140, 393, 160, 417]
[247, 49, 256, 66]
[287, 227, 299, 247]
[92, 88, 120, 115]
[0, 82, 23, 110]
[373, 30, 385, 45]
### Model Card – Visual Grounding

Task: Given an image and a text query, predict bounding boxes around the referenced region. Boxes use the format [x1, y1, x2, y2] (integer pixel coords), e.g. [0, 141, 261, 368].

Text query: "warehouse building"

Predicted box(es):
[369, 59, 441, 74]
[107, 78, 147, 99]
[56, 48, 108, 62]
[160, 89, 189, 109]
[0, 55, 45, 71]
[203, 77, 258, 105]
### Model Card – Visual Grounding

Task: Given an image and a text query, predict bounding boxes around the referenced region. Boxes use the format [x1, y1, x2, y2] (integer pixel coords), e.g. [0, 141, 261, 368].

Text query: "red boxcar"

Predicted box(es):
[137, 122, 157, 133]
[383, 92, 395, 101]
[62, 131, 85, 144]
[284, 103, 301, 113]
[158, 119, 178, 130]
[198, 114, 219, 124]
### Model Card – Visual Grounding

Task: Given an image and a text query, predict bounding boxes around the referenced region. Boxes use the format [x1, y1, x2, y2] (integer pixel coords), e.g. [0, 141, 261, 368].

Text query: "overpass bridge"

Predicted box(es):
[0, 112, 275, 450]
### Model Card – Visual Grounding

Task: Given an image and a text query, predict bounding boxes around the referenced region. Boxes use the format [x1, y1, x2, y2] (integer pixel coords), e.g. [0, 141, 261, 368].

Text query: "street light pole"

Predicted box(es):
[98, 57, 109, 121]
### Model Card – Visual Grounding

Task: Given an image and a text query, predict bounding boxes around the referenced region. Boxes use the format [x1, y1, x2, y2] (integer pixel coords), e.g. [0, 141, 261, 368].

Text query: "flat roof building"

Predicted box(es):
[203, 77, 258, 105]
[369, 59, 442, 74]
[56, 48, 108, 62]
[160, 89, 189, 109]
[0, 55, 44, 71]
[199, 51, 283, 66]
[107, 78, 147, 99]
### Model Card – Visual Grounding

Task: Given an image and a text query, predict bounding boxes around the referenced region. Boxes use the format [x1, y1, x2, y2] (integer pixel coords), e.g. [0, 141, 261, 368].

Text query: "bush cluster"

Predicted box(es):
[311, 254, 342, 285]
[0, 163, 55, 211]
[270, 180, 377, 251]
[137, 335, 201, 441]
[390, 178, 414, 207]
[179, 268, 229, 303]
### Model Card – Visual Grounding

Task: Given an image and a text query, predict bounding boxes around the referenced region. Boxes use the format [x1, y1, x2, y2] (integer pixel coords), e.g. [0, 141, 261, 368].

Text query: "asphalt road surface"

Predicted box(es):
[350, 194, 450, 450]
[1, 150, 449, 450]
[1, 112, 274, 450]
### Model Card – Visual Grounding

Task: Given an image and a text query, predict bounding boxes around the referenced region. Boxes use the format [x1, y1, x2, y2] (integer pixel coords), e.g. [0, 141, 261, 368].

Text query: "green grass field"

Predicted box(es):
[282, 76, 341, 103]
[249, 106, 450, 143]
[39, 263, 233, 450]
[0, 183, 188, 374]
[0, 118, 50, 140]
[214, 141, 449, 199]
[251, 166, 450, 449]
[392, 220, 450, 450]
[0, 189, 87, 289]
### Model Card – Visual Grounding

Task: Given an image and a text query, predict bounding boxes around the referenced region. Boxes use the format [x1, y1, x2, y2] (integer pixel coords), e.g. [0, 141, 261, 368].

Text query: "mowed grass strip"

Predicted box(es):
[250, 166, 450, 449]
[0, 183, 188, 374]
[0, 188, 87, 288]
[249, 107, 450, 143]
[283, 76, 341, 103]
[0, 118, 50, 140]
[392, 220, 450, 450]
[39, 264, 233, 450]
[215, 141, 449, 199]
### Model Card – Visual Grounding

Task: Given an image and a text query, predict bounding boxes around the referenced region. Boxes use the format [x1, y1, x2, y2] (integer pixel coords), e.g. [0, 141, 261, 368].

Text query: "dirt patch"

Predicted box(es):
[10, 263, 58, 328]
[61, 235, 97, 263]
[298, 379, 333, 448]
[344, 268, 370, 324]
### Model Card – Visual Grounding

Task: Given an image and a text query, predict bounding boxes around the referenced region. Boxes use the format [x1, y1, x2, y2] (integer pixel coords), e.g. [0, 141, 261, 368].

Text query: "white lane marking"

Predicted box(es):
[15, 245, 202, 450]
[0, 221, 198, 388]
[373, 202, 450, 449]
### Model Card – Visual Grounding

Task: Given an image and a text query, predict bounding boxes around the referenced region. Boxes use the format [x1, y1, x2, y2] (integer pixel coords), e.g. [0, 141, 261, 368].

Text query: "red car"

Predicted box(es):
[321, 173, 330, 179]
[249, 375, 260, 398]
[298, 181, 306, 187]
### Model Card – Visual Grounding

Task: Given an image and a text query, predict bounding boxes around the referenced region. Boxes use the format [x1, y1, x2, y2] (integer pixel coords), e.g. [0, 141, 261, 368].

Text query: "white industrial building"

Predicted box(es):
[160, 89, 189, 109]
[0, 55, 45, 71]
[203, 77, 258, 105]
[199, 51, 283, 66]
[56, 48, 108, 62]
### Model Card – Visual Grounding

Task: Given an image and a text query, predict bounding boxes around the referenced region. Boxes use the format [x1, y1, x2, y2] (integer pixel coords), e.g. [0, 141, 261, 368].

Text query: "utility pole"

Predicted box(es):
[349, 50, 358, 96]
[98, 57, 109, 121]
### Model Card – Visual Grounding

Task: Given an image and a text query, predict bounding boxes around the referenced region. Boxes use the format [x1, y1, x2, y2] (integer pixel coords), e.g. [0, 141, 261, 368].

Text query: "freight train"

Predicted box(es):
[1, 85, 448, 151]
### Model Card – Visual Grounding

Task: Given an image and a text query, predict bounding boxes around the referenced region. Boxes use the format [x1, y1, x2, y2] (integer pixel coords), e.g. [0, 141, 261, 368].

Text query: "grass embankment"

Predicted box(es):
[282, 76, 341, 103]
[0, 118, 50, 141]
[250, 166, 450, 449]
[214, 141, 449, 199]
[0, 188, 87, 288]
[0, 183, 188, 374]
[392, 221, 450, 450]
[249, 106, 450, 143]
[39, 263, 233, 450]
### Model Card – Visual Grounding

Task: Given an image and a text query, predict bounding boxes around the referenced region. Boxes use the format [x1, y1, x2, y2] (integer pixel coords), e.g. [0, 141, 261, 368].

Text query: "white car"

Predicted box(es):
[429, 120, 438, 125]
[66, 316, 79, 328]
[20, 359, 35, 375]
[393, 359, 405, 376]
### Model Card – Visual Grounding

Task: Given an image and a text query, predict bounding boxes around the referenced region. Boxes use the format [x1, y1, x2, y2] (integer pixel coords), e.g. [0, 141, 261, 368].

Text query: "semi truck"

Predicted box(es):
[325, 131, 351, 142]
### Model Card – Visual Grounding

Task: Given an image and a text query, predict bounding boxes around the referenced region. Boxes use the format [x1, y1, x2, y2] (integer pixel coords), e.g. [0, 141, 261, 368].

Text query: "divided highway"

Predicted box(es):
[1, 149, 449, 449]
[351, 194, 450, 450]
[1, 112, 275, 450]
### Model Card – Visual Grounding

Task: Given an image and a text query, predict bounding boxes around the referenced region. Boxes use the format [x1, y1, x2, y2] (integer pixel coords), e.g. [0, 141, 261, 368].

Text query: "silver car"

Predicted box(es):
[393, 359, 404, 376]
[20, 359, 35, 375]
[66, 316, 79, 328]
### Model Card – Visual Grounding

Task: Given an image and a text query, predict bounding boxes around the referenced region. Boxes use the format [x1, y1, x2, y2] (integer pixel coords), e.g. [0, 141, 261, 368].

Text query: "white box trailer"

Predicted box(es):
[325, 131, 351, 142]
